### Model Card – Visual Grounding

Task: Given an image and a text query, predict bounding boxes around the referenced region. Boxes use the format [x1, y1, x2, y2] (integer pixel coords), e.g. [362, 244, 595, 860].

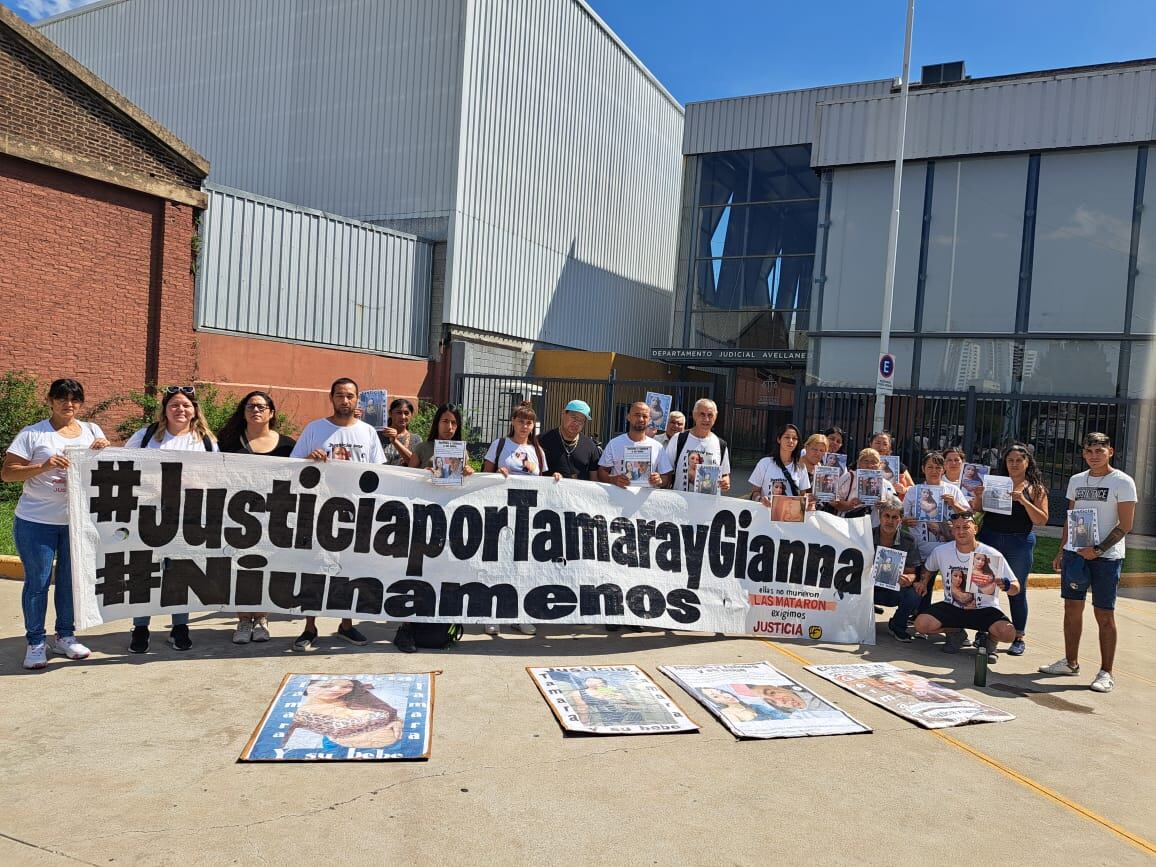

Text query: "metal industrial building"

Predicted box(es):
[40, 0, 684, 392]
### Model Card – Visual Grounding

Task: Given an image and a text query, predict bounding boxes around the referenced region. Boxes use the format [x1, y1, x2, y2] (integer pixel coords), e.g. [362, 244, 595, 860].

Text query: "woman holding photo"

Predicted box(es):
[943, 447, 966, 487]
[832, 448, 897, 523]
[974, 443, 1048, 656]
[2, 378, 110, 670]
[799, 433, 829, 490]
[749, 423, 810, 506]
[823, 427, 846, 464]
[378, 398, 422, 467]
[870, 431, 913, 497]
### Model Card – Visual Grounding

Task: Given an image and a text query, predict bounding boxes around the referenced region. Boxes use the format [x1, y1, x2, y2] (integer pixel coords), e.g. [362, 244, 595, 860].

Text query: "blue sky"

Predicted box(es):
[7, 0, 1155, 105]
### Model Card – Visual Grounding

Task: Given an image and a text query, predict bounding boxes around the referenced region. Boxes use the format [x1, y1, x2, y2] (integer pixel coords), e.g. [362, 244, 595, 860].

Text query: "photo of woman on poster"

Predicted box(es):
[284, 679, 403, 751]
[948, 566, 975, 609]
[700, 687, 783, 723]
[568, 675, 677, 728]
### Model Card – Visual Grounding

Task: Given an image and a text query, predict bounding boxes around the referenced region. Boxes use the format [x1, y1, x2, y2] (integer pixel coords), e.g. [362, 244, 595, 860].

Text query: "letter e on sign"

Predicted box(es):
[876, 353, 895, 396]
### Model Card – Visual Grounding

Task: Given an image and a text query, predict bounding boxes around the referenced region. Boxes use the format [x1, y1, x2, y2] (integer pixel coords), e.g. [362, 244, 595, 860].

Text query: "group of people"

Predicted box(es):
[2, 379, 1137, 693]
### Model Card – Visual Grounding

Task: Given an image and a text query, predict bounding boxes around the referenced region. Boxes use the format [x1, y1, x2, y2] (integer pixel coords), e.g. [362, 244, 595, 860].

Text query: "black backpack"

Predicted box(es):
[672, 430, 729, 489]
[138, 421, 214, 451]
[398, 623, 463, 650]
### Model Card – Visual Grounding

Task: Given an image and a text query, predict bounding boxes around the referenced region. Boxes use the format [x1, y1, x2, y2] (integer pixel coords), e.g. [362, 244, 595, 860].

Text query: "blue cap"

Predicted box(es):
[564, 399, 592, 420]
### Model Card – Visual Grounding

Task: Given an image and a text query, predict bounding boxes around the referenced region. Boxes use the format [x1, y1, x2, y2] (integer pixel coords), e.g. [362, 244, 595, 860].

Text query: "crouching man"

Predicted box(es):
[914, 510, 1020, 661]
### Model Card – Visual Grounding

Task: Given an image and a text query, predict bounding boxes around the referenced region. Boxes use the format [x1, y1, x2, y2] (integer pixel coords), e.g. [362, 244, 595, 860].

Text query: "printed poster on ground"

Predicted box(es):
[660, 662, 869, 739]
[528, 665, 698, 735]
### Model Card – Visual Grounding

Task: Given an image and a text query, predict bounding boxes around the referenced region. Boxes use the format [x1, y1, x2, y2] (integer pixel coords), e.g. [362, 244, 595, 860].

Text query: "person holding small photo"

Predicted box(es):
[749, 423, 809, 506]
[872, 496, 921, 643]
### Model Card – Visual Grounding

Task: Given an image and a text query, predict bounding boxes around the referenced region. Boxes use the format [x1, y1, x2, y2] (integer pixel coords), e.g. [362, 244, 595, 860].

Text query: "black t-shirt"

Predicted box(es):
[539, 429, 601, 479]
[218, 432, 297, 457]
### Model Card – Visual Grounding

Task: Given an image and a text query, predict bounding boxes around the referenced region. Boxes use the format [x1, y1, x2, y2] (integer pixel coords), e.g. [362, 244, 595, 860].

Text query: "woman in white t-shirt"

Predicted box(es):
[2, 379, 110, 670]
[748, 424, 810, 506]
[124, 386, 218, 654]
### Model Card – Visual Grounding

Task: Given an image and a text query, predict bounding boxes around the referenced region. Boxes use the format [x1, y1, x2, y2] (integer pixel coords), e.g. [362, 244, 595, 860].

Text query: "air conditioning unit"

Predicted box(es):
[921, 61, 967, 85]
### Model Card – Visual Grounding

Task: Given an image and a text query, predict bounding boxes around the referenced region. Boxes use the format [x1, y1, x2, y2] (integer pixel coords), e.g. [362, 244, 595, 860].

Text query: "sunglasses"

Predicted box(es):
[164, 386, 196, 396]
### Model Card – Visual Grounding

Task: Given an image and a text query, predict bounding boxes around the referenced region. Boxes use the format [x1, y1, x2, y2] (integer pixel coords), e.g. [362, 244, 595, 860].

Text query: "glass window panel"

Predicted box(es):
[922, 156, 1026, 333]
[1126, 342, 1152, 398]
[812, 337, 914, 388]
[820, 163, 924, 332]
[918, 338, 1018, 392]
[746, 255, 813, 311]
[697, 205, 747, 259]
[1021, 339, 1120, 397]
[745, 201, 820, 256]
[690, 309, 807, 350]
[695, 258, 745, 310]
[1029, 148, 1134, 333]
[1134, 160, 1156, 335]
[751, 145, 819, 201]
[698, 151, 751, 206]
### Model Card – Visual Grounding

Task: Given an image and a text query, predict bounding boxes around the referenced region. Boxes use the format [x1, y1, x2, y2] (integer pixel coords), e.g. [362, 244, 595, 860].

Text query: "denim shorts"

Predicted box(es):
[1060, 549, 1123, 610]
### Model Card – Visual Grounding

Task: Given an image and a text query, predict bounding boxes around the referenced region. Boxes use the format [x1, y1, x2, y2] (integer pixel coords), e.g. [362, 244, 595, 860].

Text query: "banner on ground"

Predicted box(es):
[68, 449, 873, 642]
[806, 663, 1015, 728]
[659, 662, 870, 739]
[528, 665, 698, 735]
[240, 672, 435, 761]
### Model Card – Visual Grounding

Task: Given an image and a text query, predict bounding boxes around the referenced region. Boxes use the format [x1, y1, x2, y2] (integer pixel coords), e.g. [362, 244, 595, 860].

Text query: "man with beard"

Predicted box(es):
[597, 401, 673, 489]
[539, 399, 601, 480]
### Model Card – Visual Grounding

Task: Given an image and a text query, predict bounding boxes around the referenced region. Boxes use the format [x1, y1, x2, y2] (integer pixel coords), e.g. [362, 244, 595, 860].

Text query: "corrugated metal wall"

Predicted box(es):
[444, 0, 684, 356]
[197, 185, 432, 357]
[813, 66, 1156, 167]
[40, 0, 465, 222]
[682, 80, 893, 155]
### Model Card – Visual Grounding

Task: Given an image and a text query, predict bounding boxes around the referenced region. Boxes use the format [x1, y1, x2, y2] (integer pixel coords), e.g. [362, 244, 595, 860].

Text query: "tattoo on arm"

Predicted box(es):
[1099, 526, 1127, 550]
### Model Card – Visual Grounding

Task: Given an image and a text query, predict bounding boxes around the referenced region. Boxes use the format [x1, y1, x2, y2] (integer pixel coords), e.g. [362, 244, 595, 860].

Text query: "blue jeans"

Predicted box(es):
[978, 528, 1035, 635]
[875, 585, 920, 630]
[133, 613, 189, 627]
[14, 516, 74, 645]
[1059, 548, 1122, 610]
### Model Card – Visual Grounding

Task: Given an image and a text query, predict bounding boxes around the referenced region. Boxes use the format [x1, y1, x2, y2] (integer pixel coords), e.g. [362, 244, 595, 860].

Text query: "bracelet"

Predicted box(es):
[1001, 577, 1011, 592]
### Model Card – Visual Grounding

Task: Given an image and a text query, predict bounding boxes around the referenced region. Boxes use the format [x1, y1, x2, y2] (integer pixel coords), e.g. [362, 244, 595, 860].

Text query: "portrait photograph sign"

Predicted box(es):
[527, 665, 698, 735]
[644, 392, 672, 435]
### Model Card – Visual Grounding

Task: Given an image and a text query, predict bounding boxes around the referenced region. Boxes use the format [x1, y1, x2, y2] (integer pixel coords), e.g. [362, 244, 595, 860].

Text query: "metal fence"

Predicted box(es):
[452, 373, 716, 451]
[800, 385, 1154, 533]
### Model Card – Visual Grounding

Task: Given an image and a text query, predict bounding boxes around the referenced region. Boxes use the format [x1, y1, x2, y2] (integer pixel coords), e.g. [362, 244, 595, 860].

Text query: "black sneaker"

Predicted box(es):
[291, 629, 318, 652]
[129, 625, 150, 654]
[942, 630, 967, 654]
[393, 625, 417, 654]
[888, 622, 914, 643]
[167, 625, 192, 651]
[336, 624, 369, 646]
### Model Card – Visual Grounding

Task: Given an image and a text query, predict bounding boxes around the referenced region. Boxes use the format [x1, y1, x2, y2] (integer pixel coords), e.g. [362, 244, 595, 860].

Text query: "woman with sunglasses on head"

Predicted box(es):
[379, 398, 422, 467]
[973, 443, 1049, 656]
[124, 386, 218, 653]
[2, 379, 110, 670]
[217, 391, 297, 644]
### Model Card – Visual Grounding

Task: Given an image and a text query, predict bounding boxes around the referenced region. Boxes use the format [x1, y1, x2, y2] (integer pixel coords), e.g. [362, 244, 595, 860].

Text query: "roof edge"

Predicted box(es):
[684, 78, 895, 109]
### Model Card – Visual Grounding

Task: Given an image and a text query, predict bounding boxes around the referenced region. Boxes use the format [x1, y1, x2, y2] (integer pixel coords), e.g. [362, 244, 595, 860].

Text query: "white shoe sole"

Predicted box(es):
[50, 644, 90, 660]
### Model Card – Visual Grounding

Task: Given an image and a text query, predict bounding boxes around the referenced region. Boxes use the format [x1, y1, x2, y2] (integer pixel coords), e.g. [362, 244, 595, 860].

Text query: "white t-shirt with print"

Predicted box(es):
[598, 434, 673, 479]
[7, 420, 106, 525]
[665, 432, 731, 492]
[289, 419, 385, 463]
[1066, 469, 1137, 559]
[901, 481, 969, 545]
[484, 438, 548, 475]
[925, 540, 1018, 611]
[124, 427, 218, 452]
[749, 457, 810, 497]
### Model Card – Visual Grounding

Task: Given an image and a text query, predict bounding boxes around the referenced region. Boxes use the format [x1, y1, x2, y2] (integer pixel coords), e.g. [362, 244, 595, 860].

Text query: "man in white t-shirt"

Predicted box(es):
[1038, 432, 1137, 693]
[598, 401, 673, 488]
[665, 399, 730, 493]
[289, 378, 385, 651]
[914, 510, 1020, 659]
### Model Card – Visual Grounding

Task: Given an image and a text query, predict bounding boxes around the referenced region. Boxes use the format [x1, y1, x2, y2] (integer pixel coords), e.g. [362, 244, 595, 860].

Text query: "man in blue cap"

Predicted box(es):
[539, 399, 602, 481]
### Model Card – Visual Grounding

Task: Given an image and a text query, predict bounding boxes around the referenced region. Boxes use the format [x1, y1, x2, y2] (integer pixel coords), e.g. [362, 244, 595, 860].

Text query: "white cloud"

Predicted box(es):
[10, 0, 102, 22]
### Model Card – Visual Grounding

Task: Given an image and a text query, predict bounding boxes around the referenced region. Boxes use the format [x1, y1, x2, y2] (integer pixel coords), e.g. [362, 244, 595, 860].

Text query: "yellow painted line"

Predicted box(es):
[760, 638, 1156, 856]
[933, 731, 1156, 857]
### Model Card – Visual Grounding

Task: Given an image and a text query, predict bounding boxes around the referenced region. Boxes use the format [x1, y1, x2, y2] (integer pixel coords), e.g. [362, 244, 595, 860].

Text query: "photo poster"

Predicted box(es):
[960, 463, 989, 495]
[623, 444, 653, 486]
[358, 389, 388, 431]
[806, 662, 1015, 729]
[871, 546, 907, 590]
[981, 476, 1014, 515]
[431, 440, 466, 487]
[822, 453, 848, 472]
[527, 665, 698, 736]
[770, 495, 806, 523]
[239, 673, 435, 762]
[856, 469, 883, 506]
[880, 455, 900, 485]
[694, 464, 722, 496]
[964, 550, 1004, 609]
[1066, 508, 1100, 551]
[813, 465, 841, 502]
[660, 662, 870, 740]
[644, 392, 672, 435]
[914, 484, 948, 524]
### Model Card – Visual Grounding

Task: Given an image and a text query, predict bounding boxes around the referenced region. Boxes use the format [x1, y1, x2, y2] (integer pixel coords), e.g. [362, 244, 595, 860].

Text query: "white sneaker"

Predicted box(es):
[49, 635, 91, 660]
[1038, 658, 1080, 675]
[23, 643, 48, 669]
[1090, 670, 1114, 693]
[515, 623, 537, 636]
[251, 619, 270, 642]
[484, 625, 500, 635]
[232, 619, 255, 644]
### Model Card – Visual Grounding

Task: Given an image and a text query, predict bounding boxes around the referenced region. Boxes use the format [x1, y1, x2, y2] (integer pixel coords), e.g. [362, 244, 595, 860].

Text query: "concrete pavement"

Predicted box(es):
[0, 581, 1153, 865]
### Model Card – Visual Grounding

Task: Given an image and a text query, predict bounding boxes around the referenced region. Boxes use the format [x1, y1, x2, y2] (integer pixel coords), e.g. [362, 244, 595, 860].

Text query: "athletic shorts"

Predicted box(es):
[924, 601, 1010, 631]
[1060, 549, 1122, 610]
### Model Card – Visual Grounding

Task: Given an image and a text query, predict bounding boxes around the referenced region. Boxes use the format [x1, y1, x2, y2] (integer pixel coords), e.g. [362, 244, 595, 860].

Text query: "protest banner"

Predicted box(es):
[660, 662, 869, 739]
[806, 663, 1015, 728]
[528, 665, 698, 735]
[67, 449, 874, 642]
[240, 673, 436, 761]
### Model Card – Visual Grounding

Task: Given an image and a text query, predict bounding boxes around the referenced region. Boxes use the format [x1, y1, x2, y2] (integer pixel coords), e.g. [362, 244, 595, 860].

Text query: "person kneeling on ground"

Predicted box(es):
[873, 496, 922, 643]
[914, 510, 1020, 660]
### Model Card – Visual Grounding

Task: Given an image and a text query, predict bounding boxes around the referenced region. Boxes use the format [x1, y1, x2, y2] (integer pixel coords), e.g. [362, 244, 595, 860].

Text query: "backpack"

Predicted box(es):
[401, 623, 463, 650]
[138, 421, 214, 451]
[672, 430, 729, 489]
[492, 437, 546, 475]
